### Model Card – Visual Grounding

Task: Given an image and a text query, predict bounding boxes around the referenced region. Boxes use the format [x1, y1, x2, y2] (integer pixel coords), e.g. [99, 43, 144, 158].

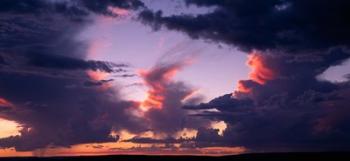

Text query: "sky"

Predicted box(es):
[1, 0, 350, 157]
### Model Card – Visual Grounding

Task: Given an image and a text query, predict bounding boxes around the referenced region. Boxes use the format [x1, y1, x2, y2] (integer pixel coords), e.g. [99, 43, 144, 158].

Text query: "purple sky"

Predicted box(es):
[78, 9, 249, 102]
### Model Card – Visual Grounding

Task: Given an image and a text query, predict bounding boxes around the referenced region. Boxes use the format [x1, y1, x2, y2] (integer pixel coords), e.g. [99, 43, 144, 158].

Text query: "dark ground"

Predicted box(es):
[1, 152, 350, 161]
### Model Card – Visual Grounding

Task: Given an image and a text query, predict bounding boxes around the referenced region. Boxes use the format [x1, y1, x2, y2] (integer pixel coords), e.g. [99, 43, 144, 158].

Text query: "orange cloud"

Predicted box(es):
[86, 70, 112, 90]
[0, 148, 31, 157]
[0, 98, 22, 139]
[210, 121, 227, 136]
[87, 70, 109, 81]
[247, 51, 275, 85]
[108, 7, 130, 16]
[138, 61, 189, 112]
[234, 51, 276, 94]
[0, 118, 22, 139]
[139, 65, 181, 111]
[0, 97, 13, 107]
[236, 80, 252, 94]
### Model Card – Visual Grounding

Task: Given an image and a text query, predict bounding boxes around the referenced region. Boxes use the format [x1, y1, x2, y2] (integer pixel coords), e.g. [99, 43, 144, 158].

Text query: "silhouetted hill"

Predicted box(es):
[1, 152, 350, 161]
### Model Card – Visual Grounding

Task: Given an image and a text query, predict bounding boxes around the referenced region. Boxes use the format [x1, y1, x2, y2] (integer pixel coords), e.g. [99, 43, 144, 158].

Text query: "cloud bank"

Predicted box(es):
[140, 0, 350, 152]
[0, 0, 146, 151]
[1, 0, 350, 153]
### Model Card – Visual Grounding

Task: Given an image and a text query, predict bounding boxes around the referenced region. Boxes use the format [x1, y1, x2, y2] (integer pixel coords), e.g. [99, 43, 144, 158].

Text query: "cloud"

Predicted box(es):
[138, 0, 350, 151]
[0, 0, 144, 17]
[0, 70, 151, 151]
[0, 98, 13, 108]
[124, 127, 230, 148]
[83, 79, 114, 87]
[184, 50, 350, 151]
[0, 0, 211, 152]
[0, 0, 147, 151]
[125, 137, 184, 144]
[0, 53, 128, 76]
[140, 0, 350, 52]
[27, 53, 123, 73]
[2, 0, 350, 153]
[139, 60, 189, 111]
[245, 51, 276, 85]
[138, 59, 208, 135]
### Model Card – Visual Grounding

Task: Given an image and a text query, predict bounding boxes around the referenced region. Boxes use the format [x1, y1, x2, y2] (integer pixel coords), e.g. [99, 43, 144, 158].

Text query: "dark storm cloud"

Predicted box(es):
[185, 51, 350, 151]
[184, 94, 253, 112]
[140, 0, 350, 52]
[0, 0, 144, 17]
[83, 79, 114, 87]
[0, 52, 128, 75]
[0, 1, 134, 80]
[0, 0, 146, 151]
[27, 53, 124, 73]
[1, 0, 350, 153]
[0, 72, 148, 151]
[0, 55, 5, 64]
[138, 0, 350, 151]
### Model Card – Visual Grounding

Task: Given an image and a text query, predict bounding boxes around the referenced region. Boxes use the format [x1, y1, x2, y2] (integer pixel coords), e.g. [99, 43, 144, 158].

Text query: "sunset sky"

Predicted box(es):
[1, 0, 350, 157]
